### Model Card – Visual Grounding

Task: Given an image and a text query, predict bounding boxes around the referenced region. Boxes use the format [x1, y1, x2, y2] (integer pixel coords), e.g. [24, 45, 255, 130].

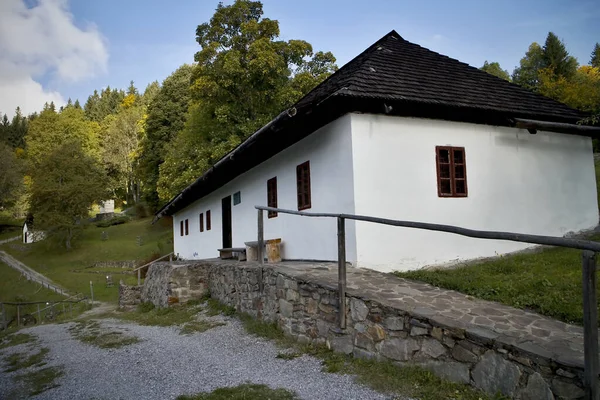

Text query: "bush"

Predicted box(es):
[95, 216, 129, 228]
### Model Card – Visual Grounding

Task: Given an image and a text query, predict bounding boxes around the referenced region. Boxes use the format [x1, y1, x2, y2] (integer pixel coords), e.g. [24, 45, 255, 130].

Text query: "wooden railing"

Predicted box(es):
[255, 205, 599, 400]
[133, 252, 174, 285]
[1, 293, 88, 330]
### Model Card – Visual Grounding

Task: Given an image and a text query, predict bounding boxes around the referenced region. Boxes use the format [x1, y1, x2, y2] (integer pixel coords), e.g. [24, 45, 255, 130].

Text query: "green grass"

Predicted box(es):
[0, 260, 66, 324]
[396, 235, 600, 326]
[113, 301, 225, 335]
[3, 348, 49, 372]
[14, 366, 64, 396]
[276, 351, 301, 360]
[0, 217, 172, 303]
[0, 229, 20, 242]
[180, 320, 225, 335]
[177, 384, 299, 400]
[68, 320, 141, 349]
[205, 298, 236, 317]
[0, 332, 36, 350]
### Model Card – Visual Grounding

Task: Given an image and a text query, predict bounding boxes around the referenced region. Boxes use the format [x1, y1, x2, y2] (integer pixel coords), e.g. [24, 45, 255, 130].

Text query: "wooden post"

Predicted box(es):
[337, 217, 347, 329]
[37, 304, 41, 324]
[257, 209, 264, 265]
[137, 269, 141, 286]
[90, 281, 94, 307]
[62, 302, 66, 316]
[69, 303, 73, 318]
[17, 305, 20, 327]
[583, 250, 599, 400]
[1, 303, 6, 330]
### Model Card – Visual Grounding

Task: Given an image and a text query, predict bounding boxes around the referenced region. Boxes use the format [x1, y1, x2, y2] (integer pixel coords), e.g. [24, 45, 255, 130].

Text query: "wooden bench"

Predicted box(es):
[218, 247, 247, 261]
[244, 238, 283, 263]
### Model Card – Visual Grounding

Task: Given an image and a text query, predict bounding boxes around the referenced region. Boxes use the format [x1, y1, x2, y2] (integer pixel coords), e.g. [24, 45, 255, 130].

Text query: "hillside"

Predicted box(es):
[0, 217, 173, 303]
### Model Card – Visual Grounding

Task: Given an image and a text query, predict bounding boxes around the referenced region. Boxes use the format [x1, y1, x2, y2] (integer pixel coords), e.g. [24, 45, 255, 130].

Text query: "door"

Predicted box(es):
[221, 195, 232, 248]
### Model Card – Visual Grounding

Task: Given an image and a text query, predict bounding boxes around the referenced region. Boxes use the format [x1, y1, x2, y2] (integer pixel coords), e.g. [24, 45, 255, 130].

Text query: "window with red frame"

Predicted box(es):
[267, 177, 277, 218]
[296, 161, 311, 210]
[436, 146, 467, 197]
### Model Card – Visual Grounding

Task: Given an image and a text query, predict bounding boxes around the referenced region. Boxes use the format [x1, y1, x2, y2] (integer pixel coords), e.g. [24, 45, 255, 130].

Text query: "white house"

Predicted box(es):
[155, 31, 600, 272]
[22, 222, 46, 244]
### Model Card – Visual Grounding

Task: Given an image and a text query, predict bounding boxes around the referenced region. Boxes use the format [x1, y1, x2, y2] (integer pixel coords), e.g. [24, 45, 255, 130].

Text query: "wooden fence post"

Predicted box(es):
[582, 250, 599, 400]
[37, 304, 41, 325]
[90, 281, 94, 307]
[16, 305, 20, 327]
[337, 217, 347, 329]
[138, 269, 141, 286]
[257, 209, 264, 265]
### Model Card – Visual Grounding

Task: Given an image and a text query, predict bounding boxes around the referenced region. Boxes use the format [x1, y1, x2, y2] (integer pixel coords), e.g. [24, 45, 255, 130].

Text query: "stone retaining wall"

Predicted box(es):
[137, 261, 586, 399]
[90, 260, 136, 269]
[118, 282, 142, 309]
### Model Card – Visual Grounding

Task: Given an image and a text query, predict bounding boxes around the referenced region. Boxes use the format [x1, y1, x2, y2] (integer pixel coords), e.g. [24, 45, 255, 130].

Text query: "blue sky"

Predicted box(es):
[1, 0, 598, 116]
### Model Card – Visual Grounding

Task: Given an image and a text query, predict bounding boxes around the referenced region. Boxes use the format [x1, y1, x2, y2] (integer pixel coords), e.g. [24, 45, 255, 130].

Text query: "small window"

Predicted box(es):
[206, 210, 211, 231]
[233, 191, 241, 205]
[180, 220, 184, 236]
[436, 146, 468, 197]
[267, 177, 278, 218]
[296, 161, 311, 210]
[199, 213, 204, 232]
[185, 219, 189, 235]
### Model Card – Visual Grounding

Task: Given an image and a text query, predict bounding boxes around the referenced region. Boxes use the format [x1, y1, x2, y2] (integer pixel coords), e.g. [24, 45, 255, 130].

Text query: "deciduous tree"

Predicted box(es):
[29, 141, 108, 250]
[157, 0, 337, 201]
[136, 65, 193, 210]
[0, 143, 24, 210]
[480, 61, 511, 81]
[512, 43, 545, 90]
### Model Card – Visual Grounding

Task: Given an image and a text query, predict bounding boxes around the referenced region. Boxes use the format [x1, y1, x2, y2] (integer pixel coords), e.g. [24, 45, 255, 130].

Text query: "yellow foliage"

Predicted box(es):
[121, 94, 136, 109]
[539, 66, 600, 113]
[14, 147, 25, 159]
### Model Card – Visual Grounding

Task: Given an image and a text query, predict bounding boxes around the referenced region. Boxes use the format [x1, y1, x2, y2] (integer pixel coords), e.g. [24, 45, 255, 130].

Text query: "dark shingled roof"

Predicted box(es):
[155, 30, 591, 219]
[295, 30, 582, 121]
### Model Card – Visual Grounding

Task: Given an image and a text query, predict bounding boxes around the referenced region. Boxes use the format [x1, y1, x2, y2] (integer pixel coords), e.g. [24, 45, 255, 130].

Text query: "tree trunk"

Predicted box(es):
[65, 227, 72, 251]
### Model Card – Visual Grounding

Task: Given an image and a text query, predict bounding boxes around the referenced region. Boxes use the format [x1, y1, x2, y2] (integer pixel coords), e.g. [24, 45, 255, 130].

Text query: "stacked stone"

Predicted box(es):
[131, 260, 588, 399]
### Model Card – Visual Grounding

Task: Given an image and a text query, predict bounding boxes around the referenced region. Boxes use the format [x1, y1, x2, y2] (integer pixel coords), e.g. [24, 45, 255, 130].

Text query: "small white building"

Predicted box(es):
[99, 200, 115, 214]
[155, 31, 600, 272]
[22, 222, 45, 244]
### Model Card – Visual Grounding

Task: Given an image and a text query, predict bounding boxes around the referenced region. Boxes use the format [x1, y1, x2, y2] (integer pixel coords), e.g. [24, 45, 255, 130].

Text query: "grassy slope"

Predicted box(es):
[0, 260, 65, 321]
[396, 159, 600, 326]
[0, 218, 172, 303]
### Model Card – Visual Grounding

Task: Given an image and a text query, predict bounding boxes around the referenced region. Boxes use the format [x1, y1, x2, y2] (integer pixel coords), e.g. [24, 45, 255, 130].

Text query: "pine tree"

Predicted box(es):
[591, 43, 600, 68]
[542, 32, 578, 78]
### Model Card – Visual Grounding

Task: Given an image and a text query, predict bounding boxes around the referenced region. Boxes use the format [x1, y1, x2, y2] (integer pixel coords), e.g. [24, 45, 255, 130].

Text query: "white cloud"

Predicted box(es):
[0, 0, 108, 116]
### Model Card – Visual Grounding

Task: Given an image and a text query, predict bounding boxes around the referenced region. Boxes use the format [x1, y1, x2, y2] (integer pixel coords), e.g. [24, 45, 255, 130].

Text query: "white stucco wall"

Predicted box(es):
[173, 115, 357, 262]
[350, 114, 599, 272]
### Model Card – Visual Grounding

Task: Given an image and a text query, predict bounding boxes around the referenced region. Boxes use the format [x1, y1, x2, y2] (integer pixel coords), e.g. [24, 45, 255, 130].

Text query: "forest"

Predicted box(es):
[0, 0, 598, 250]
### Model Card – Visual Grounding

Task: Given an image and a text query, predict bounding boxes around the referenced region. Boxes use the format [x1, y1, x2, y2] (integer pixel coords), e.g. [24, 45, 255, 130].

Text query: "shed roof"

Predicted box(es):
[155, 30, 595, 220]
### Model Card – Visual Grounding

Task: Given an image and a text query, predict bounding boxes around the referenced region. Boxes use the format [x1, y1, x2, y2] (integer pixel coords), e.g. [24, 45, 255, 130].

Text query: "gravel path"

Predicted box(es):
[0, 317, 393, 400]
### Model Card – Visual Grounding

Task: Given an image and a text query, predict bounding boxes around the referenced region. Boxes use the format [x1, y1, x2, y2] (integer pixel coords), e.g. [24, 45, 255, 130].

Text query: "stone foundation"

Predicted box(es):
[118, 281, 141, 309]
[134, 260, 588, 399]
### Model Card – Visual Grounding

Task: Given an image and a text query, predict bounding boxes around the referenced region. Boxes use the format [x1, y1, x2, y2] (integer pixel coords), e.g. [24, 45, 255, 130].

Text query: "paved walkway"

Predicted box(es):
[0, 250, 69, 296]
[274, 262, 588, 370]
